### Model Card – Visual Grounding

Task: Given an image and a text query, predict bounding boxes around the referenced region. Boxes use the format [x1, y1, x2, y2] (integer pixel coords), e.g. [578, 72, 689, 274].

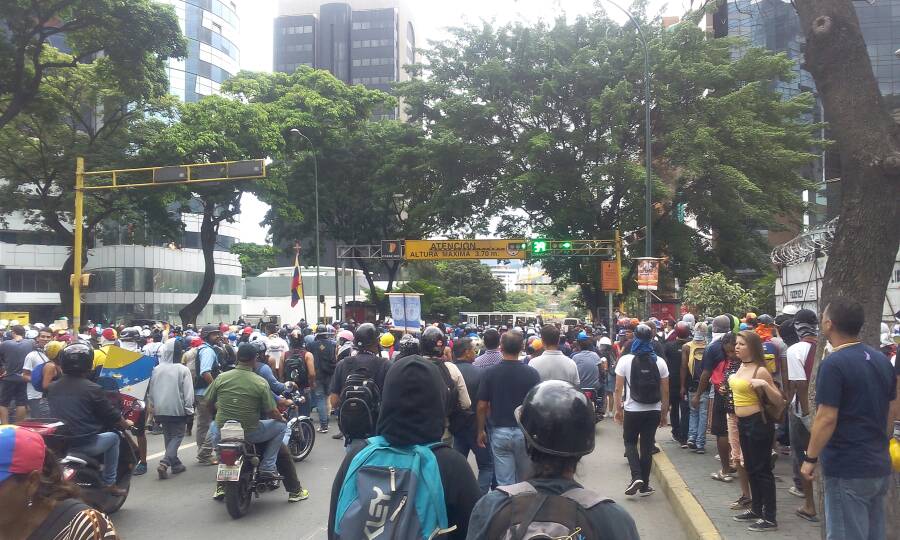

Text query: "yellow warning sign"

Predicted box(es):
[404, 239, 526, 260]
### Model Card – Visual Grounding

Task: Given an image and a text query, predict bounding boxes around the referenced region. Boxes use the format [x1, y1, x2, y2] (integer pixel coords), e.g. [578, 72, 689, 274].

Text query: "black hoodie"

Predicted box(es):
[328, 356, 481, 539]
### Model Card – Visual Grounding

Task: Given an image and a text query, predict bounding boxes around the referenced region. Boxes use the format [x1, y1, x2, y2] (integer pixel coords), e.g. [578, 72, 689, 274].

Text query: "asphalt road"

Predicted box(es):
[114, 420, 685, 540]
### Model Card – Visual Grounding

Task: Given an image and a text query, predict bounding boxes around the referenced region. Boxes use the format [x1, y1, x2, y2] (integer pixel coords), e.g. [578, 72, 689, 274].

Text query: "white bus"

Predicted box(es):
[461, 311, 543, 328]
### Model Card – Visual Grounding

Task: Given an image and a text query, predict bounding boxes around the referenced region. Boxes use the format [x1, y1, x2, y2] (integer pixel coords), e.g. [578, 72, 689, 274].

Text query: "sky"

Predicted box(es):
[234, 0, 681, 244]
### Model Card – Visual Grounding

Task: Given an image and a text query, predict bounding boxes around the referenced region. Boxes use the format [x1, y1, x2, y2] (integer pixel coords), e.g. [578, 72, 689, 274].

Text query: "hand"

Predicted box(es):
[614, 410, 624, 425]
[124, 419, 134, 429]
[800, 460, 816, 482]
[477, 430, 487, 448]
[283, 399, 294, 408]
[691, 394, 700, 410]
[285, 381, 297, 392]
[718, 384, 727, 395]
[750, 378, 768, 389]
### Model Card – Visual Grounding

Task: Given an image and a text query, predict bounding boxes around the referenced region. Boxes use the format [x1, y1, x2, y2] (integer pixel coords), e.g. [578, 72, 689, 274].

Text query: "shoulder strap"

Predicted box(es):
[561, 487, 614, 508]
[27, 499, 89, 540]
[512, 493, 549, 540]
[497, 481, 538, 497]
[802, 339, 817, 380]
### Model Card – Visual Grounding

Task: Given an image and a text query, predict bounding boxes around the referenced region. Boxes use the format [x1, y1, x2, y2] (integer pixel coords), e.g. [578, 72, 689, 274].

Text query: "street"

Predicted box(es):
[114, 420, 686, 540]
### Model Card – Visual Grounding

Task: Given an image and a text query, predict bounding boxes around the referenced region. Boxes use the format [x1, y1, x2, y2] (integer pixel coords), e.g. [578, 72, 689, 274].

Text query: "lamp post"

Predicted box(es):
[288, 129, 321, 323]
[603, 0, 653, 318]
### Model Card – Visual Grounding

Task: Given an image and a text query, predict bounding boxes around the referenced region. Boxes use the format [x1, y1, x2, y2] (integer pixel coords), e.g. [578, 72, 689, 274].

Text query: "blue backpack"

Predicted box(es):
[334, 435, 454, 540]
[30, 354, 49, 393]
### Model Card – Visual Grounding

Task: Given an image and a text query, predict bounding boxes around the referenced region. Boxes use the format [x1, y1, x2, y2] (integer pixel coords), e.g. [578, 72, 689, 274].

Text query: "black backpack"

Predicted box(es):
[313, 339, 337, 378]
[431, 358, 474, 435]
[216, 343, 237, 372]
[628, 352, 661, 404]
[338, 369, 381, 439]
[285, 349, 309, 387]
[484, 481, 608, 539]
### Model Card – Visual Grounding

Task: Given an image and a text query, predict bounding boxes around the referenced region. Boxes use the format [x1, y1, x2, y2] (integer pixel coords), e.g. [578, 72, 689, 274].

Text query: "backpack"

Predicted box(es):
[628, 352, 661, 404]
[334, 435, 455, 540]
[484, 481, 609, 540]
[314, 339, 337, 377]
[26, 499, 91, 540]
[338, 369, 381, 439]
[29, 352, 50, 393]
[687, 342, 706, 391]
[195, 344, 221, 390]
[431, 359, 473, 435]
[217, 343, 237, 372]
[285, 349, 309, 387]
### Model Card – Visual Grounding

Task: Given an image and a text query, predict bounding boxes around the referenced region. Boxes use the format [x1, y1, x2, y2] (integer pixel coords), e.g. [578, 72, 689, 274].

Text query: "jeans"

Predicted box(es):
[453, 428, 494, 494]
[157, 416, 186, 467]
[738, 413, 776, 523]
[669, 392, 683, 442]
[27, 398, 50, 418]
[490, 427, 530, 486]
[789, 412, 812, 491]
[823, 475, 890, 540]
[244, 420, 288, 472]
[312, 378, 331, 429]
[623, 410, 660, 486]
[72, 432, 119, 486]
[195, 396, 214, 460]
[688, 389, 710, 449]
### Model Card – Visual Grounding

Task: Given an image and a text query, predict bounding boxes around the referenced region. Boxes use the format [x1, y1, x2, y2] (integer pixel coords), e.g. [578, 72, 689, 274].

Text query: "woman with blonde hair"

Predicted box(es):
[729, 330, 783, 532]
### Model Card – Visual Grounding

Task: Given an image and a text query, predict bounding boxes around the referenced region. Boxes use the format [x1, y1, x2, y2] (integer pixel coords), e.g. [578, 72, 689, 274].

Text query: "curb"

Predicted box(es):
[653, 448, 722, 540]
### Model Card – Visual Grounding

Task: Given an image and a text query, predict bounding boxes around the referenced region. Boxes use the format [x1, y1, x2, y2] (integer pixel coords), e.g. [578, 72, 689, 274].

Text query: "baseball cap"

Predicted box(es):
[781, 304, 799, 316]
[101, 328, 117, 342]
[242, 326, 253, 335]
[794, 309, 818, 325]
[0, 425, 46, 483]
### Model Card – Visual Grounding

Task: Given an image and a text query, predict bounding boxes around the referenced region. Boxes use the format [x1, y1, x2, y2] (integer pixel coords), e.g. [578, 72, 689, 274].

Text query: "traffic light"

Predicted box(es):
[532, 240, 547, 254]
[560, 241, 573, 250]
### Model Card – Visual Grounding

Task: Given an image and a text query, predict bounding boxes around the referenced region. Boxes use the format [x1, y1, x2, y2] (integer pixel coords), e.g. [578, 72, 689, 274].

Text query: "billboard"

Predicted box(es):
[404, 239, 526, 260]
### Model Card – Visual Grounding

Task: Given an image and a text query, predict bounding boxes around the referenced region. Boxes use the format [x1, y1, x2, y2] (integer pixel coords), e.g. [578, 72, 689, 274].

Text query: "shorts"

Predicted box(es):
[727, 413, 743, 467]
[0, 380, 27, 407]
[710, 391, 728, 436]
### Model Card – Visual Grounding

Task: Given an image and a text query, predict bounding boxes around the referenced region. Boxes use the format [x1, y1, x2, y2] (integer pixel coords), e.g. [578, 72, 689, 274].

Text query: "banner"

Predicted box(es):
[601, 261, 622, 293]
[98, 346, 156, 400]
[636, 258, 660, 291]
[404, 239, 526, 260]
[387, 293, 422, 332]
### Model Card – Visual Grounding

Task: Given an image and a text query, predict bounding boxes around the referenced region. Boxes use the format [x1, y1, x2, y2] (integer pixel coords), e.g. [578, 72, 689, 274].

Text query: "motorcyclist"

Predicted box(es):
[45, 343, 132, 495]
[205, 343, 286, 480]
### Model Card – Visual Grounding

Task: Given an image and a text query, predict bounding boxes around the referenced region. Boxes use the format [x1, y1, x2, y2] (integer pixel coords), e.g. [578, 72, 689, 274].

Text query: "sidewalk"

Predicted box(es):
[660, 430, 822, 539]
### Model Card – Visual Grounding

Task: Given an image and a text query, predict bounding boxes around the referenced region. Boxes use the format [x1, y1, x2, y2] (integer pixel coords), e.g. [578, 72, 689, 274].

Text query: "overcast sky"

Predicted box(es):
[234, 0, 680, 244]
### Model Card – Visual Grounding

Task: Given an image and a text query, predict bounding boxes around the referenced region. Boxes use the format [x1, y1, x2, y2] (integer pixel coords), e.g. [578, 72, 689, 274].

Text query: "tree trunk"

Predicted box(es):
[793, 0, 900, 536]
[178, 205, 219, 327]
[57, 251, 75, 322]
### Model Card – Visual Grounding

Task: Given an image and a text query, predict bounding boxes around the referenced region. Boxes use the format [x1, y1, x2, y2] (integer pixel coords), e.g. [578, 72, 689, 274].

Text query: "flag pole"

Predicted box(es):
[295, 241, 308, 323]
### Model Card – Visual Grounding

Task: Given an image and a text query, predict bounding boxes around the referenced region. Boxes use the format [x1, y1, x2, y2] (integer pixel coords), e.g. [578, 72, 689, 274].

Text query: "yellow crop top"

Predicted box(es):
[729, 374, 759, 407]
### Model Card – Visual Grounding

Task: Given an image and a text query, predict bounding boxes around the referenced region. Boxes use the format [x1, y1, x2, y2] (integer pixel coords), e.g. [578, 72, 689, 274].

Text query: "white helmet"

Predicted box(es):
[781, 304, 799, 316]
[599, 336, 612, 346]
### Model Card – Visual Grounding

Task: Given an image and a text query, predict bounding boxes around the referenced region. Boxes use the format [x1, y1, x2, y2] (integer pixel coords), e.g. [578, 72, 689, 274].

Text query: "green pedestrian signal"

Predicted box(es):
[532, 240, 547, 254]
[560, 241, 572, 249]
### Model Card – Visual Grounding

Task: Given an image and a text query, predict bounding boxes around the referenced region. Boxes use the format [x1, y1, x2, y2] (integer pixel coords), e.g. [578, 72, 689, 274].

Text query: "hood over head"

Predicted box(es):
[158, 338, 177, 365]
[376, 355, 448, 447]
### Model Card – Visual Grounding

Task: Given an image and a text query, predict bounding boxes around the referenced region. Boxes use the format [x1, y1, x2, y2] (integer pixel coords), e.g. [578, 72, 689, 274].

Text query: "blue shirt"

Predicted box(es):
[473, 349, 503, 368]
[572, 350, 601, 389]
[254, 362, 286, 395]
[699, 339, 726, 374]
[816, 343, 896, 478]
[196, 345, 218, 396]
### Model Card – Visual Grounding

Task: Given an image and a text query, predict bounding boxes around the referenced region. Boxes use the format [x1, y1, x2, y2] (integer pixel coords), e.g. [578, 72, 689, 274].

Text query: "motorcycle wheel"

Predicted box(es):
[290, 420, 316, 462]
[224, 476, 252, 519]
[103, 479, 131, 514]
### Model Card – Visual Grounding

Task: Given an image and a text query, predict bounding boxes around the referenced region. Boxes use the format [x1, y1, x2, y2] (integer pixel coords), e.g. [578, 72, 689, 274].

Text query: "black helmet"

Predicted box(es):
[420, 326, 446, 357]
[315, 324, 328, 335]
[200, 324, 220, 341]
[59, 342, 94, 375]
[354, 323, 378, 348]
[396, 334, 420, 357]
[516, 380, 595, 457]
[237, 342, 264, 362]
[757, 314, 774, 325]
[633, 323, 654, 341]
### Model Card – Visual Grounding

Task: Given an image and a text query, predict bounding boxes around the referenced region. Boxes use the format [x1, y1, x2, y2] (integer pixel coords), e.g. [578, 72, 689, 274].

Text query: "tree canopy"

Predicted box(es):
[399, 261, 507, 320]
[682, 272, 753, 316]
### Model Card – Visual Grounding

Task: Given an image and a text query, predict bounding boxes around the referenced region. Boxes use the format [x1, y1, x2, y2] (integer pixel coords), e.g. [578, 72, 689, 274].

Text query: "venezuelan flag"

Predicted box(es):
[291, 253, 303, 307]
[98, 346, 156, 400]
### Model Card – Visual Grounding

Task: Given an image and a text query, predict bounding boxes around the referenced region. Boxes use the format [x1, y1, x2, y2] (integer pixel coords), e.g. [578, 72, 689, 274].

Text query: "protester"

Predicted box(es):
[22, 328, 52, 418]
[466, 381, 640, 540]
[615, 323, 669, 497]
[476, 331, 540, 486]
[664, 322, 691, 444]
[328, 355, 480, 539]
[572, 331, 601, 395]
[473, 328, 502, 368]
[785, 308, 819, 521]
[194, 325, 222, 466]
[148, 338, 194, 480]
[684, 322, 708, 450]
[529, 324, 580, 386]
[598, 336, 616, 418]
[311, 325, 337, 433]
[0, 425, 120, 539]
[718, 333, 752, 509]
[451, 337, 494, 494]
[801, 297, 896, 540]
[329, 323, 390, 444]
[692, 315, 733, 468]
[731, 330, 782, 532]
[0, 325, 35, 424]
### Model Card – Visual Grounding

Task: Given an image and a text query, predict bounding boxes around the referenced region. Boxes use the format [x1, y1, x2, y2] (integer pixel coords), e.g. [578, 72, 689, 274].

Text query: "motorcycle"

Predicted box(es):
[216, 420, 283, 519]
[280, 387, 315, 462]
[580, 387, 604, 424]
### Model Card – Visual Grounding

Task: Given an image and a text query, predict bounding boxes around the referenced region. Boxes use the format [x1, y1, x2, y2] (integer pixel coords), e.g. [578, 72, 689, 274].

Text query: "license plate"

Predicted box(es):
[216, 463, 242, 482]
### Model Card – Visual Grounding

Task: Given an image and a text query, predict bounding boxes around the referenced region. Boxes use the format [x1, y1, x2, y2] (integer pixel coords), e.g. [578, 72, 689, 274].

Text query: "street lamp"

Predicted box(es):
[287, 128, 321, 323]
[602, 0, 653, 318]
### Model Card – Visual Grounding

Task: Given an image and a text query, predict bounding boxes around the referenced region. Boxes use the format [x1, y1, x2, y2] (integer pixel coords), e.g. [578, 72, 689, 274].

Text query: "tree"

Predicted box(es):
[682, 272, 753, 316]
[396, 10, 820, 318]
[400, 261, 506, 320]
[0, 61, 180, 318]
[230, 243, 280, 278]
[495, 291, 539, 312]
[0, 0, 185, 129]
[141, 95, 281, 326]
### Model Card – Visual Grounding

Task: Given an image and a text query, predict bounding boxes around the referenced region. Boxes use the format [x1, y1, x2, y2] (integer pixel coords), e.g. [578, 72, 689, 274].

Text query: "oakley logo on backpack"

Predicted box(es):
[365, 486, 392, 539]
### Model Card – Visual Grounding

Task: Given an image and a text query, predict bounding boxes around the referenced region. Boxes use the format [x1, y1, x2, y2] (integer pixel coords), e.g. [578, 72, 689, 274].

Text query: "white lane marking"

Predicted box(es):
[146, 442, 197, 461]
[299, 527, 327, 540]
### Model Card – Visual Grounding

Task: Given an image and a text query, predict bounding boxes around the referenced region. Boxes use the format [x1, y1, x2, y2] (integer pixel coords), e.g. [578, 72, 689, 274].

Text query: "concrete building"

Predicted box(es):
[273, 0, 417, 119]
[243, 265, 368, 324]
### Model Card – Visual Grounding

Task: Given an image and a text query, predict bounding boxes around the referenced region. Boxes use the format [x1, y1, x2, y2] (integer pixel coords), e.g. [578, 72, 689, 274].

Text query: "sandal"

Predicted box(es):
[729, 496, 752, 510]
[795, 509, 820, 523]
[711, 471, 733, 482]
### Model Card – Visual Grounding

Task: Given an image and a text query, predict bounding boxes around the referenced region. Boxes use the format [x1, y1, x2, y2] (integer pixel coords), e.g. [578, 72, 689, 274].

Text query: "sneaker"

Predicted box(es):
[711, 471, 734, 483]
[134, 463, 147, 476]
[694, 448, 706, 454]
[748, 519, 778, 532]
[103, 484, 128, 497]
[733, 511, 761, 523]
[625, 478, 644, 496]
[212, 484, 225, 501]
[788, 486, 805, 498]
[730, 496, 752, 510]
[288, 488, 310, 502]
[680, 442, 689, 449]
[197, 456, 218, 466]
[638, 486, 656, 497]
[331, 431, 344, 440]
[171, 464, 186, 475]
[317, 426, 329, 434]
[686, 441, 697, 450]
[258, 469, 282, 480]
[157, 463, 168, 480]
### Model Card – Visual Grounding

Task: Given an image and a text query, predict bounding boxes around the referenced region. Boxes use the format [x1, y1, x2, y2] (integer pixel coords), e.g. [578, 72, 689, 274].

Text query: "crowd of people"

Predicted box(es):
[0, 299, 897, 539]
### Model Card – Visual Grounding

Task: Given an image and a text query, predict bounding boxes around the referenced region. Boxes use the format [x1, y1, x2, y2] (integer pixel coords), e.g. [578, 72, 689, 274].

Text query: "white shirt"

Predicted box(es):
[22, 350, 48, 400]
[786, 341, 812, 416]
[615, 353, 669, 412]
[142, 341, 163, 360]
[266, 336, 289, 367]
[528, 350, 581, 386]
